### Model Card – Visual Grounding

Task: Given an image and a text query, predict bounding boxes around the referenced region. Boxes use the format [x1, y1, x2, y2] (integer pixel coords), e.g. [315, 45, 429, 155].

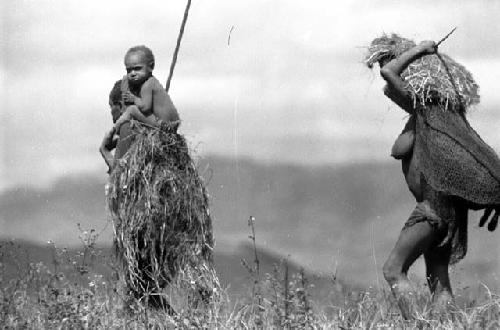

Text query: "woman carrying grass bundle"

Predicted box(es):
[366, 34, 500, 319]
[103, 45, 217, 312]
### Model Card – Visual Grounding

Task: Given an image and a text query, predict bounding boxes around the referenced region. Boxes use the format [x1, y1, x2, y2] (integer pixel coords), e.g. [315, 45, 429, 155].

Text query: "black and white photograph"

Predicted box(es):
[1, 0, 500, 327]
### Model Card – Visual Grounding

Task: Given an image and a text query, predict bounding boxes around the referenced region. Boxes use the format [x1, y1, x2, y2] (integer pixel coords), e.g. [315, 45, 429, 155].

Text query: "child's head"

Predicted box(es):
[124, 45, 155, 85]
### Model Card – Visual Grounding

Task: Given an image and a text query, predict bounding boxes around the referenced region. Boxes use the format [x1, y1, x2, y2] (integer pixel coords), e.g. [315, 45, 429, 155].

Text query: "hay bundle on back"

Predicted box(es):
[365, 33, 480, 111]
[106, 120, 217, 301]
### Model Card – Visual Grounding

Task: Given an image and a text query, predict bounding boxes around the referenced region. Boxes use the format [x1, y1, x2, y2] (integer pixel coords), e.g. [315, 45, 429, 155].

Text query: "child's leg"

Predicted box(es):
[114, 105, 159, 131]
[113, 108, 132, 132]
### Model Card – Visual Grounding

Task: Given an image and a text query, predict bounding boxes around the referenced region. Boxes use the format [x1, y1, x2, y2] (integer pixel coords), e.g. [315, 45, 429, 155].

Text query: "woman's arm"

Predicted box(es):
[383, 85, 413, 114]
[99, 129, 118, 171]
[380, 40, 437, 114]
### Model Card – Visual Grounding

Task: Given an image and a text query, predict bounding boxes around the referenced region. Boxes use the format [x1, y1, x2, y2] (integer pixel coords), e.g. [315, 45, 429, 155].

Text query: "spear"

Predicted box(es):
[436, 27, 457, 47]
[435, 27, 461, 107]
[165, 0, 192, 92]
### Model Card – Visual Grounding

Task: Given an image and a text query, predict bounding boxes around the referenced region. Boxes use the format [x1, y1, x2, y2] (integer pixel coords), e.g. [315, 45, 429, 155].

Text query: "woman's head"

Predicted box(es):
[365, 34, 415, 68]
[108, 80, 123, 123]
[366, 34, 479, 111]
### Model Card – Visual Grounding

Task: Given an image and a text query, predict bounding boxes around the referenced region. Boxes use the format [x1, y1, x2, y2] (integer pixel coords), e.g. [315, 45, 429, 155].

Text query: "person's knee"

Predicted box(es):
[125, 105, 139, 114]
[383, 258, 403, 284]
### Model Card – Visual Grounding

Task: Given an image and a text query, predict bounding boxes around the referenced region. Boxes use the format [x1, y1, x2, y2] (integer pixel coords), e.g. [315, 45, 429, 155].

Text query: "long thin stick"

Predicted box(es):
[165, 0, 192, 92]
[436, 27, 457, 47]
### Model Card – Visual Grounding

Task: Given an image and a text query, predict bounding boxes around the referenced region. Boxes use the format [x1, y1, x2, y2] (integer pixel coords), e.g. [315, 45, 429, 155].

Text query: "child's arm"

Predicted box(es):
[380, 40, 437, 113]
[119, 78, 179, 127]
[122, 79, 154, 116]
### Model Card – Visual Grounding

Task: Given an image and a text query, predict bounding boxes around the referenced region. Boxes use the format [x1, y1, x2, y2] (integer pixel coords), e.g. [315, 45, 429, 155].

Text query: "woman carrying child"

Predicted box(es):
[101, 46, 216, 312]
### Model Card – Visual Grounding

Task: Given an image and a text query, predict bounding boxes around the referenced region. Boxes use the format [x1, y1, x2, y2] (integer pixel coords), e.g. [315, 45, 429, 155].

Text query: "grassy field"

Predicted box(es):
[1, 231, 499, 329]
[2, 158, 499, 328]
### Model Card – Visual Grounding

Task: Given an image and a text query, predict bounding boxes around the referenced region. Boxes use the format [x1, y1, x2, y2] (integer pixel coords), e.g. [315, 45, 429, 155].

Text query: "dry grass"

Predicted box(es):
[106, 121, 217, 304]
[2, 225, 500, 329]
[365, 33, 480, 111]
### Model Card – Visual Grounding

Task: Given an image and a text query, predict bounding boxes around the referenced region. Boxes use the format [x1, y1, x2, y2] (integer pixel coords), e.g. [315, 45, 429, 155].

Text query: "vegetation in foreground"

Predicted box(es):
[1, 223, 499, 329]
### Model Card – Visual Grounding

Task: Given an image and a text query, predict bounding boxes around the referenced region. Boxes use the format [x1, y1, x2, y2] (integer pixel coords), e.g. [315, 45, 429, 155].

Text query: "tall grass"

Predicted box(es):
[1, 222, 499, 329]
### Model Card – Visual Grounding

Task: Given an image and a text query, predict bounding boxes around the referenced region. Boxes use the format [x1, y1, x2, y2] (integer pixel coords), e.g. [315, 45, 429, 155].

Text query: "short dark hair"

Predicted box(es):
[109, 80, 122, 105]
[125, 45, 155, 69]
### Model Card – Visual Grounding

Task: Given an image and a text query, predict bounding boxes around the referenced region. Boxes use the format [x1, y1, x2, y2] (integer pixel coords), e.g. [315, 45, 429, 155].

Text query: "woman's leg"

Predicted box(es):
[424, 199, 467, 309]
[383, 219, 437, 319]
[424, 245, 453, 307]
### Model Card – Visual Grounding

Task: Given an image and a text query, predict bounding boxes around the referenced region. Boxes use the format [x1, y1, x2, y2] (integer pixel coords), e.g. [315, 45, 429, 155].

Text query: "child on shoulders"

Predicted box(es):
[100, 45, 180, 172]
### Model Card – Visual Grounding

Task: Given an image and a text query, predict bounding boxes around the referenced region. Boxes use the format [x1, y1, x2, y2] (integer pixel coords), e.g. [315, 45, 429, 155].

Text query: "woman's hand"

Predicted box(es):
[418, 40, 437, 55]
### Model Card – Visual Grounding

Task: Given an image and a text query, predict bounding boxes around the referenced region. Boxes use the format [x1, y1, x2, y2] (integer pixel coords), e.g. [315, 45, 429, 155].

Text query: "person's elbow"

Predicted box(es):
[99, 145, 107, 157]
[139, 104, 153, 116]
[382, 85, 394, 98]
[380, 67, 392, 81]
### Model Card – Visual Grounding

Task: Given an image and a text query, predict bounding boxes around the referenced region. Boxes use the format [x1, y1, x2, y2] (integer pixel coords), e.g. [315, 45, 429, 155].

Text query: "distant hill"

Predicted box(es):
[0, 238, 343, 302]
[1, 156, 498, 289]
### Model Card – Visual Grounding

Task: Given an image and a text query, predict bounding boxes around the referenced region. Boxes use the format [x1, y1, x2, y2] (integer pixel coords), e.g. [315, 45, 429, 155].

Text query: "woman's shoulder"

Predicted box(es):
[383, 84, 415, 114]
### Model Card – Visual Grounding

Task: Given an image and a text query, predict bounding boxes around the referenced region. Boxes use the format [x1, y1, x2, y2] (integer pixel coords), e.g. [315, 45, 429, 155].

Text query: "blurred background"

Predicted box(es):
[1, 0, 500, 294]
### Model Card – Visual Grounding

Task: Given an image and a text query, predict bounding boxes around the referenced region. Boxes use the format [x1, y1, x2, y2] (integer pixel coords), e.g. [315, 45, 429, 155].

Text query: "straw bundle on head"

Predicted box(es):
[365, 33, 480, 112]
[106, 120, 217, 301]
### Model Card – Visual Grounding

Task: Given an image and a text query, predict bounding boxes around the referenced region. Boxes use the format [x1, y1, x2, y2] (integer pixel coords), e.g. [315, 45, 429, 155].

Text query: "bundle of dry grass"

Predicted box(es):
[106, 120, 217, 302]
[365, 33, 480, 111]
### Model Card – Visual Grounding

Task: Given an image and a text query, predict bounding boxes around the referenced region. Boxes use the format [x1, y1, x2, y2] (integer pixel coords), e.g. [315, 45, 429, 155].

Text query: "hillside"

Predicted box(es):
[0, 238, 342, 302]
[1, 156, 498, 289]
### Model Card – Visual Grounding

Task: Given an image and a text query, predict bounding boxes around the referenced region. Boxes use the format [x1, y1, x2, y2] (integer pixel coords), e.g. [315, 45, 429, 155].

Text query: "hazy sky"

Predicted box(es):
[2, 0, 500, 190]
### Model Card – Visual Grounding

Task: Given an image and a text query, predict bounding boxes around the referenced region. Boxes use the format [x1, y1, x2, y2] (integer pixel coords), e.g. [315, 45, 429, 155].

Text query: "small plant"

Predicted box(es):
[1, 219, 500, 328]
[75, 223, 101, 275]
[237, 216, 321, 329]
